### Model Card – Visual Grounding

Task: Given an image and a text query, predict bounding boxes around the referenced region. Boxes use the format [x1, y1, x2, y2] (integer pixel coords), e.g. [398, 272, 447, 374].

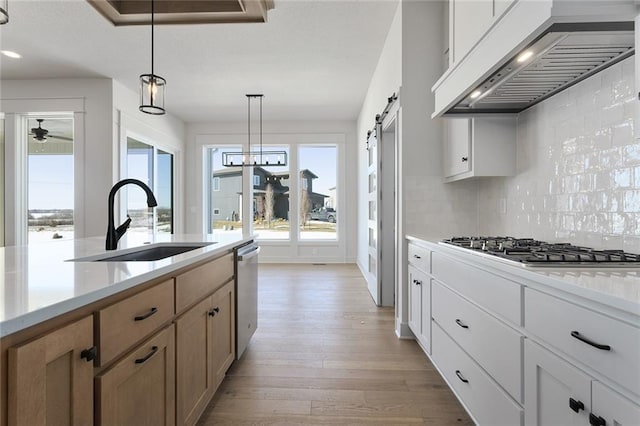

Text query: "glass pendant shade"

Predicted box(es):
[0, 0, 8, 24]
[139, 74, 166, 115]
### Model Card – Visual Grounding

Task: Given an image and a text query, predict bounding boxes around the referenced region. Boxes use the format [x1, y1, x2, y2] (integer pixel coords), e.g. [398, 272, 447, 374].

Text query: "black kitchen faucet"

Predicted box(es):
[106, 179, 158, 250]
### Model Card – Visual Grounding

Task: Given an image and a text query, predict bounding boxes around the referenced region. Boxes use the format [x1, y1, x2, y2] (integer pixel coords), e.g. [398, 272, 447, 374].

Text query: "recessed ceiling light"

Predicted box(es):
[517, 50, 533, 63]
[470, 90, 482, 99]
[1, 50, 22, 59]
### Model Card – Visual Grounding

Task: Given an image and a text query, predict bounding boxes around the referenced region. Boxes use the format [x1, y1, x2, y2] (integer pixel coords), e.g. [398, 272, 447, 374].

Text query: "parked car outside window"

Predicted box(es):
[308, 207, 337, 223]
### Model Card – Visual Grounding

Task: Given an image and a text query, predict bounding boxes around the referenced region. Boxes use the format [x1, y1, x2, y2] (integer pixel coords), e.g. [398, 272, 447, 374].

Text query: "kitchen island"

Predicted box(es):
[406, 235, 640, 426]
[0, 232, 253, 426]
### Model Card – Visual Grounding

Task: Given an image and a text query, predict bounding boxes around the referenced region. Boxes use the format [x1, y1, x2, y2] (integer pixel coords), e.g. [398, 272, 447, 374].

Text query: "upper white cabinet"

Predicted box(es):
[443, 116, 516, 182]
[434, 0, 636, 117]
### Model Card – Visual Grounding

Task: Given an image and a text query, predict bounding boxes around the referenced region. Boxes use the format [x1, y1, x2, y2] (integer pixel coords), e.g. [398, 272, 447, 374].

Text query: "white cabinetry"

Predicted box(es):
[524, 287, 640, 426]
[525, 340, 640, 426]
[430, 251, 524, 424]
[443, 116, 516, 182]
[407, 242, 431, 354]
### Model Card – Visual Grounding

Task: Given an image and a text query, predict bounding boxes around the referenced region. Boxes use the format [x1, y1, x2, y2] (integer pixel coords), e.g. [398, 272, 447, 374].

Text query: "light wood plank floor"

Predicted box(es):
[198, 264, 473, 425]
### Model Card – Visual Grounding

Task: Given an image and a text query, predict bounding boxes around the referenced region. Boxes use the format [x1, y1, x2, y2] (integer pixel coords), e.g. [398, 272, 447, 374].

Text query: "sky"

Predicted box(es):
[28, 155, 74, 210]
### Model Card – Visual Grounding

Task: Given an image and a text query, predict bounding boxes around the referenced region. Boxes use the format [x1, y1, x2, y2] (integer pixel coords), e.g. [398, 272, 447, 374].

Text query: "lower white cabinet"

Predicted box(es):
[433, 323, 523, 426]
[525, 339, 640, 426]
[407, 265, 431, 353]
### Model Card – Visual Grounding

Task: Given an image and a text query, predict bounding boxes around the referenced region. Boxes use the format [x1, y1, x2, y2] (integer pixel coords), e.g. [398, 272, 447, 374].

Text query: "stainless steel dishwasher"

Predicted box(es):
[235, 242, 260, 359]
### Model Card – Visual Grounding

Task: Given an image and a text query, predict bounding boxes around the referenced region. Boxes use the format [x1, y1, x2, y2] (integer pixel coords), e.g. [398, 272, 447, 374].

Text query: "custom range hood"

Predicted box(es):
[446, 22, 634, 115]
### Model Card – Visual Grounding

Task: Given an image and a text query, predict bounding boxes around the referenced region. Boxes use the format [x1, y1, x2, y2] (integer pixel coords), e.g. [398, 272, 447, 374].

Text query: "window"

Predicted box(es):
[126, 137, 174, 234]
[299, 145, 337, 240]
[253, 145, 290, 241]
[27, 116, 74, 243]
[207, 146, 243, 233]
[253, 175, 260, 186]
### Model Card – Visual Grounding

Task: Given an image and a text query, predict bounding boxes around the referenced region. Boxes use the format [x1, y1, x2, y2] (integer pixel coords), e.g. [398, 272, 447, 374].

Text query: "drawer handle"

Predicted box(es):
[569, 398, 584, 413]
[461, 157, 468, 162]
[570, 331, 611, 351]
[413, 254, 421, 259]
[80, 346, 97, 362]
[134, 307, 158, 321]
[455, 370, 469, 383]
[455, 319, 469, 329]
[208, 307, 220, 317]
[413, 279, 422, 286]
[589, 413, 606, 426]
[135, 346, 158, 364]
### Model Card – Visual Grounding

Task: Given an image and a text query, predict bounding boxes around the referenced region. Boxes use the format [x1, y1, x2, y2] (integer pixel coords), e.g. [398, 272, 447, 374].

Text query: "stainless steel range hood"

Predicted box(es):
[447, 22, 634, 115]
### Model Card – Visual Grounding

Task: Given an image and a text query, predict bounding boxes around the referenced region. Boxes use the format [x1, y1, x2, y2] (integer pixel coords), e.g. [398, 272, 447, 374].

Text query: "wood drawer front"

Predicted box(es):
[432, 252, 522, 325]
[432, 323, 523, 426]
[97, 279, 175, 366]
[432, 281, 523, 402]
[408, 243, 430, 273]
[525, 288, 640, 396]
[175, 253, 234, 313]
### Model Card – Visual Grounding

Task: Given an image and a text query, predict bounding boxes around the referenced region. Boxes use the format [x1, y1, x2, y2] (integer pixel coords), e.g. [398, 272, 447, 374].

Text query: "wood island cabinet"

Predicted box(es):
[1, 248, 242, 426]
[97, 324, 176, 426]
[176, 280, 235, 426]
[8, 316, 95, 426]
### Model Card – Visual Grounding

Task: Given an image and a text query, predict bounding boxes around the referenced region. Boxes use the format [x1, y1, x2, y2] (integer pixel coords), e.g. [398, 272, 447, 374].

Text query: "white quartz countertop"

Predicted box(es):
[0, 232, 252, 338]
[407, 235, 640, 315]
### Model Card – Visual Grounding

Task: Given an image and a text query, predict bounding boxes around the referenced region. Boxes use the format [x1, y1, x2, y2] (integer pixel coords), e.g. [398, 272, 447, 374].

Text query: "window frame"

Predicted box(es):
[122, 133, 176, 235]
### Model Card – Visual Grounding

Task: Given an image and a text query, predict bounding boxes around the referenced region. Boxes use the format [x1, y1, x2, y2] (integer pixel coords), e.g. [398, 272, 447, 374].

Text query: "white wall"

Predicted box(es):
[185, 120, 358, 263]
[1, 78, 114, 240]
[477, 57, 640, 253]
[356, 2, 402, 272]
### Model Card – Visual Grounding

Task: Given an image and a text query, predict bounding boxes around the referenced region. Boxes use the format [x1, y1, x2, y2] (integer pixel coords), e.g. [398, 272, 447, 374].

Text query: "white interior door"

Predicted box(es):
[366, 128, 380, 305]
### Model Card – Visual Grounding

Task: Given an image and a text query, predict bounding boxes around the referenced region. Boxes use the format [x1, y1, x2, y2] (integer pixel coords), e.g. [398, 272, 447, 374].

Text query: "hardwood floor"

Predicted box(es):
[197, 264, 473, 425]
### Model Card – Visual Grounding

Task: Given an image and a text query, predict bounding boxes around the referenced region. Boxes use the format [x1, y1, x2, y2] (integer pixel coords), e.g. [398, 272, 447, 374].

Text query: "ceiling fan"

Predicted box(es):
[30, 119, 73, 143]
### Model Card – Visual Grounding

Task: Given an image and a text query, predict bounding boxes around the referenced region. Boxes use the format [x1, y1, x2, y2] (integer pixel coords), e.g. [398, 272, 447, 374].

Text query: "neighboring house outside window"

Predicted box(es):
[211, 166, 327, 222]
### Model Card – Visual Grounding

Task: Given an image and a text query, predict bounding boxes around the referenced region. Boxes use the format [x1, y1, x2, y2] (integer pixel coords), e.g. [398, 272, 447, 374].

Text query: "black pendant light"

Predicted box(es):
[222, 94, 287, 167]
[139, 0, 166, 115]
[0, 0, 8, 24]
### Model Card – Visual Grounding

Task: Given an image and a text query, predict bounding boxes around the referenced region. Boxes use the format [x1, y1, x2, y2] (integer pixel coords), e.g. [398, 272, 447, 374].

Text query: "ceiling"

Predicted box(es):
[0, 0, 399, 123]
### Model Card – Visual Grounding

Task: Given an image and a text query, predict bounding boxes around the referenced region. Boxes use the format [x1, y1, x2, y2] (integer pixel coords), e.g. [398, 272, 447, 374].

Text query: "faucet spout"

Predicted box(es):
[106, 179, 158, 250]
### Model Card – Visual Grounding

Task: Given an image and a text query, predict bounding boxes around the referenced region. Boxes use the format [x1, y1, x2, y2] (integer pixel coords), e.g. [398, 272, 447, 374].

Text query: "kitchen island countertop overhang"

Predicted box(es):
[0, 232, 253, 338]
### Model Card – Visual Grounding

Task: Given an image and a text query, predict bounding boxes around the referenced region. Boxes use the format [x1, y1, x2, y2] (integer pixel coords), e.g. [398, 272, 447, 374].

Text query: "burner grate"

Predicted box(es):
[441, 237, 640, 267]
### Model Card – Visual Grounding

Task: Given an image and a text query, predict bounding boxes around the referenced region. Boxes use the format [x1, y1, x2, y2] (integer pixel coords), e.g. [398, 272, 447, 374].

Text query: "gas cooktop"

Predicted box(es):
[440, 236, 640, 268]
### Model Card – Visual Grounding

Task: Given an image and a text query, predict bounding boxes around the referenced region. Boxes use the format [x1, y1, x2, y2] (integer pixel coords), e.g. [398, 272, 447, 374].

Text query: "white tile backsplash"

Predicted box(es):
[477, 57, 640, 253]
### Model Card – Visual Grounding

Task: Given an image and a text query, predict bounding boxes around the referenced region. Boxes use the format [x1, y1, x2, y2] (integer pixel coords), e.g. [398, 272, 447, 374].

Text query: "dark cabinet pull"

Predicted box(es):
[80, 346, 97, 362]
[569, 398, 584, 413]
[571, 331, 611, 351]
[134, 307, 158, 321]
[589, 413, 606, 426]
[413, 279, 422, 286]
[135, 346, 158, 364]
[455, 370, 469, 383]
[413, 254, 421, 259]
[461, 157, 468, 162]
[209, 307, 220, 317]
[455, 319, 469, 329]
[214, 307, 220, 313]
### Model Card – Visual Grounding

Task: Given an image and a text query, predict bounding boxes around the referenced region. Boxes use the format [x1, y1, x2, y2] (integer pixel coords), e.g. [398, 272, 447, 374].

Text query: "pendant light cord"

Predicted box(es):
[151, 0, 155, 77]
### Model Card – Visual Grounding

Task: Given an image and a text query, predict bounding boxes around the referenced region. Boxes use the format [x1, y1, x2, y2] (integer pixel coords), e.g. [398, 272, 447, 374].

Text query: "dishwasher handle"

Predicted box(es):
[238, 245, 260, 261]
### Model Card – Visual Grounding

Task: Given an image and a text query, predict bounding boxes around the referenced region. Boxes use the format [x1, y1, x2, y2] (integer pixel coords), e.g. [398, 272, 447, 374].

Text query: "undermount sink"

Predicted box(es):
[69, 242, 216, 262]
